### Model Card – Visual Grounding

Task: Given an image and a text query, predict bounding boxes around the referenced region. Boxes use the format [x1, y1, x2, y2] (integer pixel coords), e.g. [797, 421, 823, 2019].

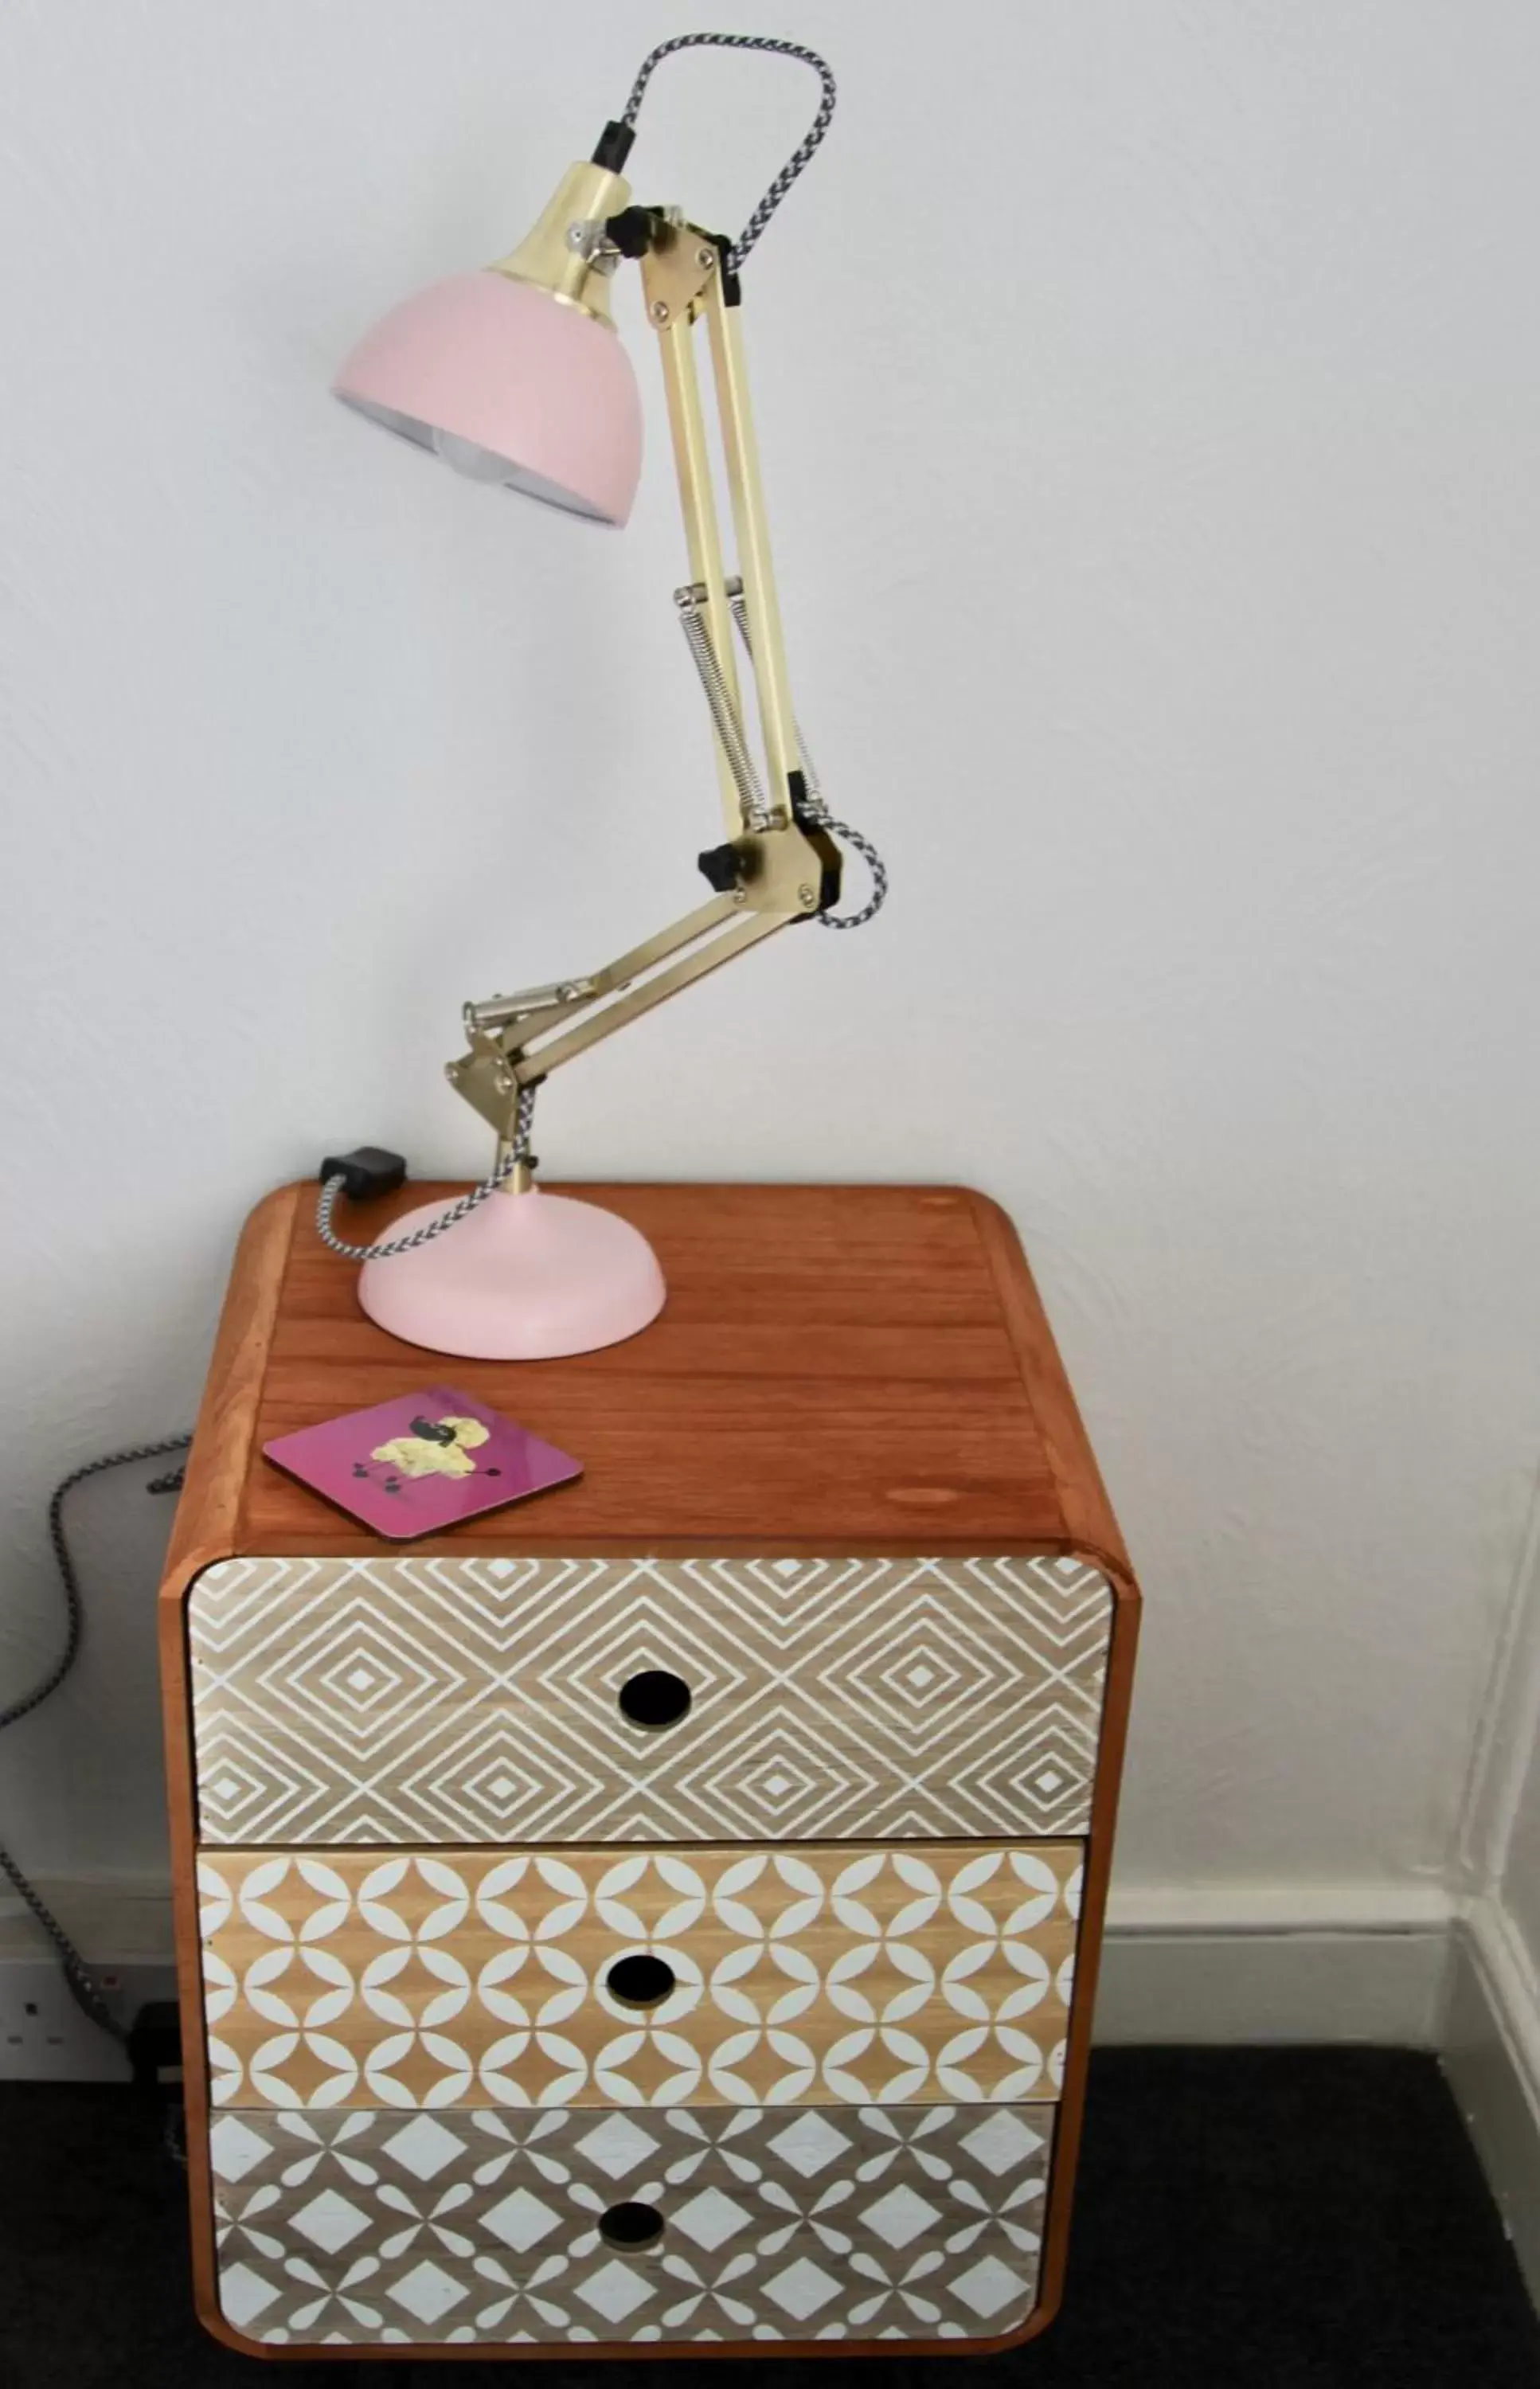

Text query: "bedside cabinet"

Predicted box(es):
[159, 1182, 1139, 2358]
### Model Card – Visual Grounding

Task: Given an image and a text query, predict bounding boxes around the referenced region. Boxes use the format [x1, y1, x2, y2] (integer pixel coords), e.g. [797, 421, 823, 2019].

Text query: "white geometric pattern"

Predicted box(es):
[209, 2102, 1052, 2345]
[187, 1554, 1112, 1845]
[197, 1842, 1081, 2110]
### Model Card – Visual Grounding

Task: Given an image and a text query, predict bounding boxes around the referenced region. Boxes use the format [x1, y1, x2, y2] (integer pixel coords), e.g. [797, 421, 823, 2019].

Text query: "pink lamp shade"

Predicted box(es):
[333, 271, 643, 525]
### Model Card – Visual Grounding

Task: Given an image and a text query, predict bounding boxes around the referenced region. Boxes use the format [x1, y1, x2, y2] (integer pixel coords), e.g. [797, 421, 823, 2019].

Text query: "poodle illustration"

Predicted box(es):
[369, 1413, 491, 1480]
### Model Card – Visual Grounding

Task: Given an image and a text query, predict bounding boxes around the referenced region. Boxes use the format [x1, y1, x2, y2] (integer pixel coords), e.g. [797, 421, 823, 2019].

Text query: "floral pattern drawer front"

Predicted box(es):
[187, 1554, 1112, 1847]
[199, 1842, 1081, 2112]
[209, 2101, 1053, 2347]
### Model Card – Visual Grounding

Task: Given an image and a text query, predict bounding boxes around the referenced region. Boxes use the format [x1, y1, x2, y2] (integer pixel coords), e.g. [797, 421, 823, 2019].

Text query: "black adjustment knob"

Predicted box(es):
[604, 204, 655, 258]
[697, 842, 741, 893]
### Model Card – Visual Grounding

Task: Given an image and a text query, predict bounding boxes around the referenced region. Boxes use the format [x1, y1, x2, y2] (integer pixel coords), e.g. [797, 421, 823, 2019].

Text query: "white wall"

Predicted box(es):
[4, 1, 1540, 1933]
[1506, 1752, 1540, 1958]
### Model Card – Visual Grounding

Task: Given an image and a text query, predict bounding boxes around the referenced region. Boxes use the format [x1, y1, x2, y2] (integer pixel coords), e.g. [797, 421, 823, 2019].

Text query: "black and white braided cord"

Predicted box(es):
[315, 1082, 538, 1262]
[620, 32, 836, 271]
[803, 800, 888, 930]
[1, 1434, 192, 2040]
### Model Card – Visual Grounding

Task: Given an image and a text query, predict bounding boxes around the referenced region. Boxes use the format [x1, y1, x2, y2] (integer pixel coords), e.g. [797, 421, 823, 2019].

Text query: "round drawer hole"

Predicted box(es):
[606, 1953, 676, 2009]
[618, 1669, 691, 1730]
[598, 2200, 665, 2252]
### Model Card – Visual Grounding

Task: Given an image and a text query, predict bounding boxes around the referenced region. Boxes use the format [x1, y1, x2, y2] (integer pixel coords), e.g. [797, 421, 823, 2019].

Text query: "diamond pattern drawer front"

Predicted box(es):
[186, 1554, 1112, 1847]
[209, 2101, 1053, 2346]
[199, 1842, 1081, 2111]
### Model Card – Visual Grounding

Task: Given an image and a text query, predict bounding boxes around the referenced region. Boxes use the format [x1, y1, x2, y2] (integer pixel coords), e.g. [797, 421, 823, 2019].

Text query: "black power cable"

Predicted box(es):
[0, 1436, 191, 2039]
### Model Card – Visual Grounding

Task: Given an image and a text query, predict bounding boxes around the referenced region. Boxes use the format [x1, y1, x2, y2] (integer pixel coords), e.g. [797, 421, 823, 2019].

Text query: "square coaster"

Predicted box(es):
[263, 1386, 581, 1539]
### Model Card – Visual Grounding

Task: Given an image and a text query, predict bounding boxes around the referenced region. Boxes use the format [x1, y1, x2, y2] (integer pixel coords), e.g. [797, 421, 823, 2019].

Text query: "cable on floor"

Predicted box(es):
[0, 1437, 190, 2040]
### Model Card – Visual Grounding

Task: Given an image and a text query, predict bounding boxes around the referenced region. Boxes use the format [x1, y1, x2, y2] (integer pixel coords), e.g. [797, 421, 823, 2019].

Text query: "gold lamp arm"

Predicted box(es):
[444, 222, 838, 1162]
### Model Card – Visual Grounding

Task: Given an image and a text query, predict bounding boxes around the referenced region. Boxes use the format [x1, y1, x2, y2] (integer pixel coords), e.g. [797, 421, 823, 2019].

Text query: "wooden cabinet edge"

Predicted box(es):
[196, 2313, 1057, 2365]
[1030, 1582, 1142, 2344]
[197, 2305, 295, 2366]
[963, 1189, 1132, 1578]
[156, 1179, 291, 2386]
[162, 1182, 300, 1590]
[158, 1544, 227, 2349]
[209, 1535, 1143, 1568]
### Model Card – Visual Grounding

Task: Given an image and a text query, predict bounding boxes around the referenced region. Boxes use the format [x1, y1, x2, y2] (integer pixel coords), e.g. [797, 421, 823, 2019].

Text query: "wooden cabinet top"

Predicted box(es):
[167, 1180, 1133, 1580]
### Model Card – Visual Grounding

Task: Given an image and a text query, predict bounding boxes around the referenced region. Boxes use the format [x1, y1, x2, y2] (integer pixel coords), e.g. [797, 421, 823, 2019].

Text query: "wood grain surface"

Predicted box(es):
[199, 1841, 1081, 2112]
[186, 1181, 1131, 1564]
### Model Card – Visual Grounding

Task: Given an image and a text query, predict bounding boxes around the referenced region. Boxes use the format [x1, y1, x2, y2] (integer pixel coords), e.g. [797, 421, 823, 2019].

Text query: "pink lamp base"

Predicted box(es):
[358, 1186, 666, 1359]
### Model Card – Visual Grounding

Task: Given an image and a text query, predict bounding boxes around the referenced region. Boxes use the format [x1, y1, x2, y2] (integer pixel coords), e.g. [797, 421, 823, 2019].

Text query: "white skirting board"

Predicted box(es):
[1096, 1928, 1454, 2046]
[1442, 1897, 1540, 2313]
[1095, 1880, 1458, 2046]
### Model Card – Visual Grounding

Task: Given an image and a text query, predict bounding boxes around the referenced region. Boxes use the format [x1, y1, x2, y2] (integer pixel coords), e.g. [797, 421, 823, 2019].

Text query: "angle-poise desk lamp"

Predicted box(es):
[323, 32, 885, 1359]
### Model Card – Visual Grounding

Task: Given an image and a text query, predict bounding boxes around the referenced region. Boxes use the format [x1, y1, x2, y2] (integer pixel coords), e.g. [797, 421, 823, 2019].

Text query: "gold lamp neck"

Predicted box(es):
[488, 160, 632, 326]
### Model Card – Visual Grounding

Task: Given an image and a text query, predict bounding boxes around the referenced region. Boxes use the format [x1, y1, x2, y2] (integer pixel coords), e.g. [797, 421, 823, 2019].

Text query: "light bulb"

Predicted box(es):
[426, 421, 611, 518]
[432, 427, 517, 483]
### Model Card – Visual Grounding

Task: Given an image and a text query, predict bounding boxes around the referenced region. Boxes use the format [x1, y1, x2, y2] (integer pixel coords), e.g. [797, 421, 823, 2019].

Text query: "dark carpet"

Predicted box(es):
[2, 2050, 1535, 2387]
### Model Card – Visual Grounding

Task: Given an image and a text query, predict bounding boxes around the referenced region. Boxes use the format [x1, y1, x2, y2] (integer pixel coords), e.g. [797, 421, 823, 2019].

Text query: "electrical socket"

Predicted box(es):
[0, 1958, 179, 2083]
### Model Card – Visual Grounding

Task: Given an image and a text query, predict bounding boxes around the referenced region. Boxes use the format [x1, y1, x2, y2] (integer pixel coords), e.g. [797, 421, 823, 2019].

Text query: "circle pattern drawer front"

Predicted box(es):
[197, 1843, 1081, 2111]
[187, 1554, 1112, 1847]
[209, 2099, 1054, 2348]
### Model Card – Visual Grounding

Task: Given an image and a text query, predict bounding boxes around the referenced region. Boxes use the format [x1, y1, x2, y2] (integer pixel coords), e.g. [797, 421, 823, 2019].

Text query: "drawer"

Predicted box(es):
[187, 1553, 1112, 1845]
[209, 2099, 1053, 2346]
[199, 1841, 1081, 2111]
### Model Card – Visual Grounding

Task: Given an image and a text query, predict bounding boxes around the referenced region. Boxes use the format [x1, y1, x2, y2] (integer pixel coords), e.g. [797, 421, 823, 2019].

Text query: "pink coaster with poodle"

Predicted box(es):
[262, 1386, 581, 1538]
